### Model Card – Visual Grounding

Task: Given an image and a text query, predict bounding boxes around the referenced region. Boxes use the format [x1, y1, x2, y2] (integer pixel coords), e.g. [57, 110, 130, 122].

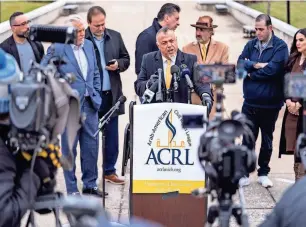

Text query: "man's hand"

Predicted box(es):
[253, 62, 268, 69]
[105, 59, 119, 71]
[201, 93, 213, 115]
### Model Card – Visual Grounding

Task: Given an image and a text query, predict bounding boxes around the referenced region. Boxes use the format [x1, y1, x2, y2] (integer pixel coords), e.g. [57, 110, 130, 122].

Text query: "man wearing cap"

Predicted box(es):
[182, 16, 229, 119]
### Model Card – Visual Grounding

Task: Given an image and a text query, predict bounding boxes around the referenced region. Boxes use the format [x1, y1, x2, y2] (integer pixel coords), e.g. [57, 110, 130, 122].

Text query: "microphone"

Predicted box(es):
[142, 78, 159, 104]
[155, 68, 163, 102]
[180, 64, 194, 91]
[29, 25, 77, 44]
[171, 65, 180, 91]
[113, 95, 127, 109]
[93, 96, 126, 137]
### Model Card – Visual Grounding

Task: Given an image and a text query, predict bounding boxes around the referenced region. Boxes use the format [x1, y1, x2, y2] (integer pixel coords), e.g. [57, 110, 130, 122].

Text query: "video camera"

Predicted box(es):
[284, 70, 306, 170]
[0, 24, 84, 227]
[182, 63, 257, 227]
[3, 25, 81, 170]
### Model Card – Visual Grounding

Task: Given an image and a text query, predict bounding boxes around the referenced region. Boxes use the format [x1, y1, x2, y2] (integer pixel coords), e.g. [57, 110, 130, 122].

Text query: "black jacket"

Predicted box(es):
[135, 18, 161, 75]
[134, 50, 212, 103]
[85, 28, 130, 116]
[0, 128, 40, 227]
[0, 35, 44, 69]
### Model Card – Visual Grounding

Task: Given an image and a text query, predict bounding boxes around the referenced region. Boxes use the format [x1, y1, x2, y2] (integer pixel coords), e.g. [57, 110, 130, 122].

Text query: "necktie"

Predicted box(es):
[165, 59, 172, 89]
[202, 44, 207, 62]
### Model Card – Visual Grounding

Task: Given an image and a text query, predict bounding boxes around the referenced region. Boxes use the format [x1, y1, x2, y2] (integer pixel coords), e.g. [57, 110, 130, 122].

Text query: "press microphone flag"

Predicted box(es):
[180, 64, 194, 91]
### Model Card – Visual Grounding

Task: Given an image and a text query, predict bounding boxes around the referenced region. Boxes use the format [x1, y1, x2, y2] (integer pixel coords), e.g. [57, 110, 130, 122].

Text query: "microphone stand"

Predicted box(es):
[94, 104, 121, 208]
[187, 87, 192, 104]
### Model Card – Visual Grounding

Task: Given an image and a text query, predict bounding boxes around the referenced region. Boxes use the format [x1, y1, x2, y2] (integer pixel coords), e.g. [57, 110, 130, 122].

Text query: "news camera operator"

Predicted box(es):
[0, 49, 61, 227]
[134, 27, 213, 111]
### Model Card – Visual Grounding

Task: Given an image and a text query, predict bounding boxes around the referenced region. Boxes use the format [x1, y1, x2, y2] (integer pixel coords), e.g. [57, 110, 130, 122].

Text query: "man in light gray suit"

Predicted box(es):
[41, 15, 107, 197]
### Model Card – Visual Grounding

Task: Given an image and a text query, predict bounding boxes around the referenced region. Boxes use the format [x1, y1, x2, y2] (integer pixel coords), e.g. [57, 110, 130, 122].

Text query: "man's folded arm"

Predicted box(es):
[250, 46, 289, 81]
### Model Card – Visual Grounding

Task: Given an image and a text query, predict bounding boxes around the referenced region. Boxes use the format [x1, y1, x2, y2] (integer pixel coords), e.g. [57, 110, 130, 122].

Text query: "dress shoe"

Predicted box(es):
[105, 174, 125, 185]
[82, 187, 108, 198]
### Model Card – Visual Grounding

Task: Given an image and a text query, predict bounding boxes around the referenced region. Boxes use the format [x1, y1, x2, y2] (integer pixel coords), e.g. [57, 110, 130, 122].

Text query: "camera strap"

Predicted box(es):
[46, 73, 81, 170]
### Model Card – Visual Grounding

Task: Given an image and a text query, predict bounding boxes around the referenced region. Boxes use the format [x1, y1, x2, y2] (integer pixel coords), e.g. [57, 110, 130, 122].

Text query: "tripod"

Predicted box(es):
[94, 103, 121, 207]
[206, 185, 249, 227]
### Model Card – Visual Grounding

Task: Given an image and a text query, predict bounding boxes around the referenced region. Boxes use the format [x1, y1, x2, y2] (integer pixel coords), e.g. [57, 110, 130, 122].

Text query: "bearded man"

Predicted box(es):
[0, 12, 44, 75]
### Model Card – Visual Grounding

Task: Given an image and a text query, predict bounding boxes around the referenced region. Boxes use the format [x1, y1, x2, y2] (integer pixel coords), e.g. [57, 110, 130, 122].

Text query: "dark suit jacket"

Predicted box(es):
[40, 40, 101, 111]
[135, 18, 161, 75]
[134, 50, 212, 104]
[85, 28, 130, 116]
[0, 35, 44, 69]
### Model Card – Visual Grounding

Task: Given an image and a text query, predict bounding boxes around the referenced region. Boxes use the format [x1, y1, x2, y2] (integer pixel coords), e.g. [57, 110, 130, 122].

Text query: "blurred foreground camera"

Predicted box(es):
[182, 63, 256, 227]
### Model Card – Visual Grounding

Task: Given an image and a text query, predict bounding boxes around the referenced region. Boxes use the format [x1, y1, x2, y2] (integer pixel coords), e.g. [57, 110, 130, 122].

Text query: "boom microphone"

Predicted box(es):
[29, 25, 77, 44]
[93, 95, 127, 137]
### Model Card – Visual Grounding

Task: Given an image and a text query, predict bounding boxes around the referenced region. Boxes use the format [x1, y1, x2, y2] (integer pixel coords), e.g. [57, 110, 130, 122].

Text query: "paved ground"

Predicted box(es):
[21, 1, 295, 226]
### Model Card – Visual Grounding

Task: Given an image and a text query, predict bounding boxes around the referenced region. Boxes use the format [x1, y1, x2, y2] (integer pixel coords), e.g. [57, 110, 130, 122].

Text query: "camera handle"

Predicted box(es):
[296, 100, 306, 170]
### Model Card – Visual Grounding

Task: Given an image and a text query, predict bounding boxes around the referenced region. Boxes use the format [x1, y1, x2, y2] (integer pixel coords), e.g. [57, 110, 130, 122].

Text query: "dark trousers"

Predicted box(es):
[242, 104, 280, 177]
[99, 91, 119, 176]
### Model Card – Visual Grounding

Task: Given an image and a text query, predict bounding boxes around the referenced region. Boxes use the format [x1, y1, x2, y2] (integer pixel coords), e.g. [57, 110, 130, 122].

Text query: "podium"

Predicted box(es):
[129, 103, 208, 227]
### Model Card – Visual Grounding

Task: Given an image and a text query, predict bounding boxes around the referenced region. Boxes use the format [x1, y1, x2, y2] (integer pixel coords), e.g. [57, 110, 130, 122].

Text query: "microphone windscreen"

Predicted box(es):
[119, 96, 127, 104]
[170, 65, 180, 74]
[29, 25, 77, 44]
[180, 64, 191, 77]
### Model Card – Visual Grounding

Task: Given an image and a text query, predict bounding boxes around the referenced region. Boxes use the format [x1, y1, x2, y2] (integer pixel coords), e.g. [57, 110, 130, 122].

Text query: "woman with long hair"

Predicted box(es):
[279, 28, 306, 181]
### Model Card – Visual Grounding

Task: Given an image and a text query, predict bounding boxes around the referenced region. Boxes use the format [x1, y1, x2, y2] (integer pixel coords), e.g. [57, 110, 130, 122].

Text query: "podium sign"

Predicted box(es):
[132, 103, 206, 194]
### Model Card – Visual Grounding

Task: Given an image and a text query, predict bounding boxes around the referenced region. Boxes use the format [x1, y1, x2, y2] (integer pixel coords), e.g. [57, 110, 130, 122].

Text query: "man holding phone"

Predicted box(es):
[85, 6, 130, 186]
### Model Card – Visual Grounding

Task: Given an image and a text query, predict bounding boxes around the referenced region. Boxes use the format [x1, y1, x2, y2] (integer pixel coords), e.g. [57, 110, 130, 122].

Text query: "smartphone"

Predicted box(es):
[106, 60, 116, 66]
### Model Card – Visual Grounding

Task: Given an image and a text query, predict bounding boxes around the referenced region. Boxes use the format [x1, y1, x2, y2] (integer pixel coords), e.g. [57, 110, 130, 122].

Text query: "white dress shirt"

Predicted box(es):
[161, 54, 177, 81]
[70, 44, 89, 96]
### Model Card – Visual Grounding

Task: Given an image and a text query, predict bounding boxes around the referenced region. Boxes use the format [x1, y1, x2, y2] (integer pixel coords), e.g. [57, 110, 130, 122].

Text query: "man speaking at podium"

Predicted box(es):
[134, 27, 212, 112]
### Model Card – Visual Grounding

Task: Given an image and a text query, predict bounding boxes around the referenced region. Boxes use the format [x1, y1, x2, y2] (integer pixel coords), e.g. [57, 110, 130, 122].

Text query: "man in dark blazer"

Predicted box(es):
[135, 3, 180, 76]
[0, 12, 44, 75]
[85, 6, 130, 185]
[134, 27, 213, 109]
[41, 15, 107, 197]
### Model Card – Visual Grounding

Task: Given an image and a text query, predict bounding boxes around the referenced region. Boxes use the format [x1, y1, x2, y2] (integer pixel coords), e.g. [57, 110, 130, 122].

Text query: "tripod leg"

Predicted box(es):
[53, 208, 63, 227]
[206, 205, 219, 226]
[232, 207, 249, 227]
[102, 133, 106, 208]
[26, 211, 36, 227]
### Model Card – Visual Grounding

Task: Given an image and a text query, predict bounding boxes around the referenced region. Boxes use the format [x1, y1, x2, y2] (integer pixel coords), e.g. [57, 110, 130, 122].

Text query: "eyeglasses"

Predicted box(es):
[13, 20, 31, 27]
